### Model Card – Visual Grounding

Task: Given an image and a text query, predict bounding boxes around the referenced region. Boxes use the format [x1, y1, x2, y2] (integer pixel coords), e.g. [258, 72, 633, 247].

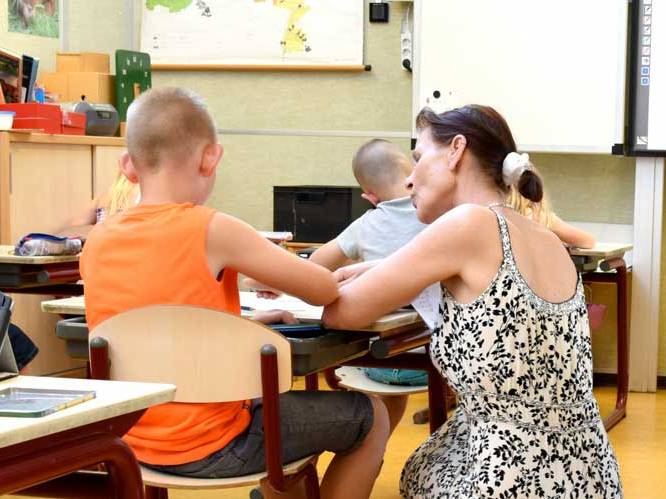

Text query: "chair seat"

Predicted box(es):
[335, 366, 428, 396]
[140, 455, 315, 489]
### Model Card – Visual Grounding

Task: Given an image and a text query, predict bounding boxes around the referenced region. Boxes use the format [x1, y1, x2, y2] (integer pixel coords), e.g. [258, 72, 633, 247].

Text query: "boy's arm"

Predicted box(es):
[207, 213, 338, 306]
[550, 215, 596, 249]
[308, 240, 354, 270]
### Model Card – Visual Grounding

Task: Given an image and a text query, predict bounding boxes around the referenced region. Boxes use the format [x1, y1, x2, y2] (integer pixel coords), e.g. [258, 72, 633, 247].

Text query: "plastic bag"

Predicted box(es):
[15, 233, 82, 257]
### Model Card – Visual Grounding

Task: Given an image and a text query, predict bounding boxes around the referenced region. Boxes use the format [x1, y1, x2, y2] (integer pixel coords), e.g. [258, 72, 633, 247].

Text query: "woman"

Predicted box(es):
[323, 105, 622, 498]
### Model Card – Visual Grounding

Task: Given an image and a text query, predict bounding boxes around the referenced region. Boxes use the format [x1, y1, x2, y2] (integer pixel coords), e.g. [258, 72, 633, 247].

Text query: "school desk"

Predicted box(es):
[40, 293, 447, 431]
[571, 242, 632, 430]
[0, 375, 175, 497]
[0, 245, 82, 295]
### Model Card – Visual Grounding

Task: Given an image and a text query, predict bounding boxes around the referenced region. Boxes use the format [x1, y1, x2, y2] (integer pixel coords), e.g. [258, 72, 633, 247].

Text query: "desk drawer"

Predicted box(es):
[286, 330, 370, 376]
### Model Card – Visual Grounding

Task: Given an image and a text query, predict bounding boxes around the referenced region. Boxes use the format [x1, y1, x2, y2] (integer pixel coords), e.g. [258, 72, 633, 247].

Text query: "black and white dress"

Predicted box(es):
[400, 209, 622, 498]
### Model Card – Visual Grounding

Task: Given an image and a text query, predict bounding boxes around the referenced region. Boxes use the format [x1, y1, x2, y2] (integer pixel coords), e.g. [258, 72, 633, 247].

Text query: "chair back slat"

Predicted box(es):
[90, 305, 292, 402]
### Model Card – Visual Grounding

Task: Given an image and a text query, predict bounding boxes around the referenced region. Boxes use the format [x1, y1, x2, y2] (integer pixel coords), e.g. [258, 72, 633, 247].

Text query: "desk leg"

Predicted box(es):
[323, 367, 341, 390]
[0, 432, 144, 498]
[606, 263, 629, 430]
[305, 373, 319, 391]
[584, 261, 629, 431]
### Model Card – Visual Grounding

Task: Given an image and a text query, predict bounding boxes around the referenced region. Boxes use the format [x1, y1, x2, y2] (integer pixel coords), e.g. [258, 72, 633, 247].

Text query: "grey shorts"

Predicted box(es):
[146, 390, 374, 478]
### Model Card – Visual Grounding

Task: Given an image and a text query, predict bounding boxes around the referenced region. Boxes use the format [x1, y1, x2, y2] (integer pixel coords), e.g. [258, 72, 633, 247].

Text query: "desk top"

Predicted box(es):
[41, 292, 422, 334]
[568, 242, 633, 259]
[0, 376, 175, 448]
[0, 246, 80, 265]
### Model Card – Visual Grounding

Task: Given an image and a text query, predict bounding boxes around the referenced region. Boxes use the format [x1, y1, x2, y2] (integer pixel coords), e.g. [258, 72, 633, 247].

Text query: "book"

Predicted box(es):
[0, 48, 23, 104]
[21, 55, 39, 103]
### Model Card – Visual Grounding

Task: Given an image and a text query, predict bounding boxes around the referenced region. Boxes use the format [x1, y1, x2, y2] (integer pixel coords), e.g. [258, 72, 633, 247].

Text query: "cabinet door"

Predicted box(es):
[8, 143, 92, 376]
[93, 146, 124, 199]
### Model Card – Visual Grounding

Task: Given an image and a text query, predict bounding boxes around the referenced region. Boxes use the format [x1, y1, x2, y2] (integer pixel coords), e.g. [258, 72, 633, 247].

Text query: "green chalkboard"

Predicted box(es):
[114, 50, 152, 122]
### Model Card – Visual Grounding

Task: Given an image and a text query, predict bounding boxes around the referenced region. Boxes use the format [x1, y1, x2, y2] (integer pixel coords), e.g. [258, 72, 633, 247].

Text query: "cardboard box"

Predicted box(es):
[67, 72, 115, 104]
[40, 72, 115, 105]
[56, 52, 110, 73]
[41, 72, 68, 102]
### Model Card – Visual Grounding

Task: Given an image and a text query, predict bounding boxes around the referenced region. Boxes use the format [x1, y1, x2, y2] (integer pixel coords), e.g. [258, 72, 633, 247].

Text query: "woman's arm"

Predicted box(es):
[322, 205, 496, 329]
[549, 215, 596, 249]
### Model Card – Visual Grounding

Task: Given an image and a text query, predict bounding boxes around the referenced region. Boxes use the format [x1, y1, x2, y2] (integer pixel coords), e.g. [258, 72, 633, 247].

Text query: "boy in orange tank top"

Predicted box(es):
[81, 87, 389, 499]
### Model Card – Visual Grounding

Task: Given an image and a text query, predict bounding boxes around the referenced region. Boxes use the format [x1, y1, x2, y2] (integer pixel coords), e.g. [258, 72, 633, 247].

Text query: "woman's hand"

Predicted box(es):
[333, 260, 381, 287]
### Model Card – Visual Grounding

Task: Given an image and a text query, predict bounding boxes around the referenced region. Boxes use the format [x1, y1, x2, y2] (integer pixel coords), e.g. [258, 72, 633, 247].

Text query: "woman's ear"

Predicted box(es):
[200, 143, 224, 177]
[447, 134, 467, 170]
[119, 151, 139, 183]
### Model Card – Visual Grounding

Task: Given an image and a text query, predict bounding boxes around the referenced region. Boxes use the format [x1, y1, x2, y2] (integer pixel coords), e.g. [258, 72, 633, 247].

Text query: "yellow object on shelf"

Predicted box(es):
[56, 53, 110, 74]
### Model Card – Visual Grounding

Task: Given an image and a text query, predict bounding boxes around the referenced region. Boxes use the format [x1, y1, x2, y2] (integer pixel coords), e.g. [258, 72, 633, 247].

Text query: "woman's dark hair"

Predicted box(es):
[415, 105, 543, 202]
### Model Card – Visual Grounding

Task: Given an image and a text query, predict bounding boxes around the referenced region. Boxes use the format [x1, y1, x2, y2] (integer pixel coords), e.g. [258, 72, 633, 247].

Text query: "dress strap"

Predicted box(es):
[488, 206, 516, 268]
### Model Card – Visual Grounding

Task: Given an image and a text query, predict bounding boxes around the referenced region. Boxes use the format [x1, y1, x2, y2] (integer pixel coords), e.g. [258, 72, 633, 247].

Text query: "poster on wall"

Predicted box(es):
[141, 0, 364, 67]
[7, 0, 59, 38]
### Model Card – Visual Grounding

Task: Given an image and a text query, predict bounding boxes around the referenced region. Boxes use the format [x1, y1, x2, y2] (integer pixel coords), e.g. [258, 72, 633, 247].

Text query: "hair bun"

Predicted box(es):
[517, 170, 544, 203]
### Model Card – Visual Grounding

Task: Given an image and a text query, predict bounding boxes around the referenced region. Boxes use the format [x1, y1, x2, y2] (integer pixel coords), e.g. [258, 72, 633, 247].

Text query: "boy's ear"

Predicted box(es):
[200, 143, 224, 177]
[361, 192, 379, 207]
[119, 151, 139, 184]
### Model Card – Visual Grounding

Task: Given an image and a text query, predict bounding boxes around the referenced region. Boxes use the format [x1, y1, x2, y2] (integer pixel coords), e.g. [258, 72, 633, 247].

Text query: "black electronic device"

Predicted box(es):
[0, 293, 17, 381]
[369, 2, 390, 23]
[273, 186, 372, 243]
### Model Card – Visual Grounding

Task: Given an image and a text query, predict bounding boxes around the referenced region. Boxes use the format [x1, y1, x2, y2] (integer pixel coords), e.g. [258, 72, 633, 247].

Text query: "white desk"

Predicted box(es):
[42, 291, 423, 336]
[0, 376, 174, 497]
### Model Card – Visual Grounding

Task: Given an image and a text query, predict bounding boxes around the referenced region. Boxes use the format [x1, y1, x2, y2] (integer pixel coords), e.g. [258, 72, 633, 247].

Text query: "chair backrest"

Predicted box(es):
[90, 305, 292, 403]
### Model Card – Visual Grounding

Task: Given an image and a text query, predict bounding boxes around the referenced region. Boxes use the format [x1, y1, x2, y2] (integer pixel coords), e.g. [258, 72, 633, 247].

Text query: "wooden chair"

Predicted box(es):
[89, 305, 320, 499]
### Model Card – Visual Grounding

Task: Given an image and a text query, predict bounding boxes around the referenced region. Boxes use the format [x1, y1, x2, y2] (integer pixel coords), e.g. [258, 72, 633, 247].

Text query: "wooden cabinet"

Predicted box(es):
[0, 132, 125, 376]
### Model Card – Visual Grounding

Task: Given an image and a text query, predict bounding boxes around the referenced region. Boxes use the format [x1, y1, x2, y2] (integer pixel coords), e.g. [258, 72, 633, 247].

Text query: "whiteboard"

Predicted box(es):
[140, 0, 364, 67]
[413, 0, 628, 153]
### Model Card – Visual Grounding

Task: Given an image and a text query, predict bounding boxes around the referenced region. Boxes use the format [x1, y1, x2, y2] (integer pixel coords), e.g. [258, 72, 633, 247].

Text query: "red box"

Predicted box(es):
[0, 103, 86, 135]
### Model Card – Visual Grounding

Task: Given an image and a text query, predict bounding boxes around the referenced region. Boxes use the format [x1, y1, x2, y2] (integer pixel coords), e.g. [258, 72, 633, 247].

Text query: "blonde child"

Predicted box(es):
[80, 87, 389, 499]
[507, 173, 596, 248]
[59, 171, 140, 238]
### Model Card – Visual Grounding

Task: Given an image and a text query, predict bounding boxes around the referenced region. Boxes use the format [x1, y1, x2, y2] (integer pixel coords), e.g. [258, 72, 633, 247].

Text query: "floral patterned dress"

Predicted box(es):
[400, 209, 622, 499]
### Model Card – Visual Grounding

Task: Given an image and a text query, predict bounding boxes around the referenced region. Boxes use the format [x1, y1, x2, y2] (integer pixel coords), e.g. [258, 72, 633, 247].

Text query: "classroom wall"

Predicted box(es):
[64, 0, 133, 73]
[0, 1, 60, 71]
[11, 1, 666, 376]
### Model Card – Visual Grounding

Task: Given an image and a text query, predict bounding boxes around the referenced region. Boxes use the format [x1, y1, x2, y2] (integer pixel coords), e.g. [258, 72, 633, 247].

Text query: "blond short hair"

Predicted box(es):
[352, 139, 411, 193]
[126, 87, 217, 170]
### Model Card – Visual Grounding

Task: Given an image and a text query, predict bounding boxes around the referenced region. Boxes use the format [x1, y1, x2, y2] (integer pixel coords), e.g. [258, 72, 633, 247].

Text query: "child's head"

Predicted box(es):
[122, 87, 222, 204]
[352, 139, 413, 205]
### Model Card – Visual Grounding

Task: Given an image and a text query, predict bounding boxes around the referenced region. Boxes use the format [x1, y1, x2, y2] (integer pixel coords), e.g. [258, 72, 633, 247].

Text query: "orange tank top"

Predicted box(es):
[81, 203, 250, 466]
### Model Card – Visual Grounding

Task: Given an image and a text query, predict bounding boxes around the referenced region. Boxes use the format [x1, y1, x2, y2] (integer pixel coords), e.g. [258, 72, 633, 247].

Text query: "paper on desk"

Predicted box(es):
[240, 291, 323, 321]
[411, 283, 442, 330]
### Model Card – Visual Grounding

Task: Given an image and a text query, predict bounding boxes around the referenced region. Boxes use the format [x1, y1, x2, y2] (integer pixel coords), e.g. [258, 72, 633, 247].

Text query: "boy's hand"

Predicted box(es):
[333, 260, 381, 287]
[243, 277, 283, 299]
[252, 309, 299, 325]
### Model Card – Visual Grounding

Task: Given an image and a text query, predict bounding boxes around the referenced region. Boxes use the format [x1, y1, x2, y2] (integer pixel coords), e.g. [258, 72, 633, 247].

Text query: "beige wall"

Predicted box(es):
[12, 1, 666, 376]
